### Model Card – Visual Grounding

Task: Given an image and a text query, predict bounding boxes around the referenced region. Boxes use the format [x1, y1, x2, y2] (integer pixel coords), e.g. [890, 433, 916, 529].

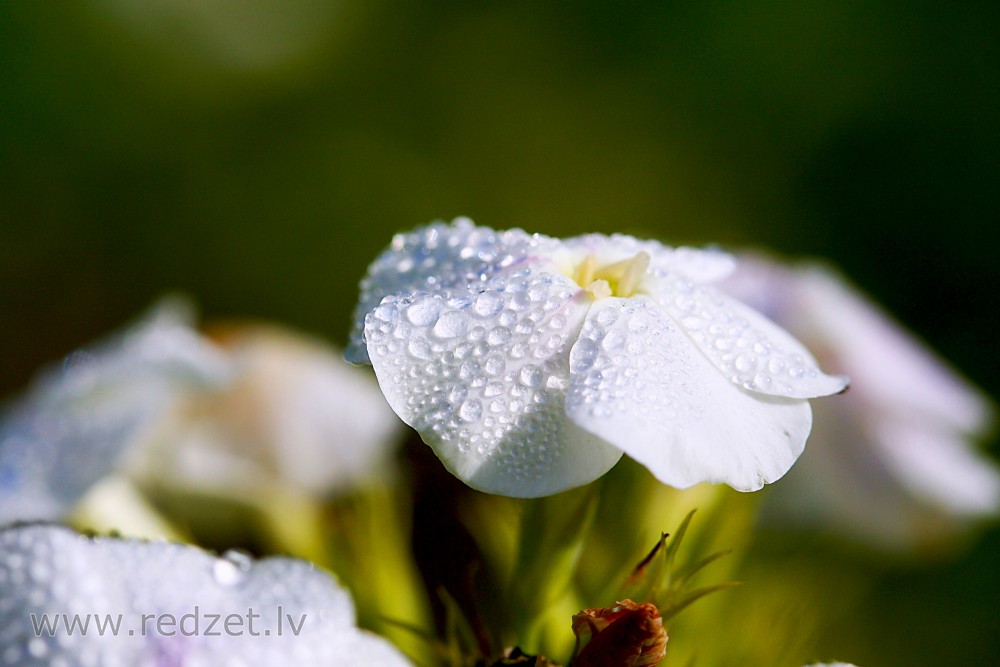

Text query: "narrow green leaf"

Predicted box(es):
[660, 581, 742, 620]
[675, 549, 733, 586]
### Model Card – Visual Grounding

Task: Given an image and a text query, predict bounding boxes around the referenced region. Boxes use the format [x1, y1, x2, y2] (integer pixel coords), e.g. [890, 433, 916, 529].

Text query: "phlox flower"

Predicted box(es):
[720, 254, 999, 549]
[0, 300, 403, 530]
[0, 523, 412, 667]
[348, 218, 847, 497]
[0, 300, 231, 526]
[130, 323, 403, 502]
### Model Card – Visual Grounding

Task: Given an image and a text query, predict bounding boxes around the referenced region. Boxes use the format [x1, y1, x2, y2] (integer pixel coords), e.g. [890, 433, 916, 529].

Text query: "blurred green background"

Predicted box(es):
[2, 2, 998, 665]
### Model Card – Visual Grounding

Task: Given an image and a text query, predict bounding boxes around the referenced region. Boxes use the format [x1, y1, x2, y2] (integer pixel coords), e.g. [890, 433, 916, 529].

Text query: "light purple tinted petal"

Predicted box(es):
[792, 265, 991, 434]
[365, 270, 621, 497]
[763, 393, 996, 549]
[0, 524, 412, 667]
[728, 254, 998, 547]
[565, 296, 812, 491]
[874, 417, 1000, 515]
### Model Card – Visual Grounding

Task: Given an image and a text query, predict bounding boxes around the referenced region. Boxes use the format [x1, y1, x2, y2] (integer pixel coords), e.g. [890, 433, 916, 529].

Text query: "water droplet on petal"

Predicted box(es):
[408, 338, 433, 359]
[433, 311, 469, 338]
[214, 550, 252, 586]
[734, 353, 757, 373]
[406, 296, 441, 327]
[519, 365, 543, 387]
[473, 292, 505, 317]
[485, 355, 506, 376]
[570, 339, 599, 373]
[487, 327, 513, 346]
[459, 400, 483, 422]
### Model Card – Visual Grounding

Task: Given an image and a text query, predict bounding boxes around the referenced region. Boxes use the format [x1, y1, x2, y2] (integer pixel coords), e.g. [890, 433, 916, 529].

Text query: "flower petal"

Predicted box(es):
[347, 218, 556, 363]
[650, 276, 848, 399]
[726, 254, 998, 547]
[0, 300, 233, 526]
[0, 524, 412, 666]
[565, 296, 812, 491]
[788, 264, 989, 433]
[873, 416, 1000, 515]
[364, 272, 622, 497]
[561, 233, 736, 283]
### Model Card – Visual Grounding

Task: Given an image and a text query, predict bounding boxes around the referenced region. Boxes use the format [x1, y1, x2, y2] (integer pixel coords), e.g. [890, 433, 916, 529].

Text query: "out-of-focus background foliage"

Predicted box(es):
[2, 2, 997, 665]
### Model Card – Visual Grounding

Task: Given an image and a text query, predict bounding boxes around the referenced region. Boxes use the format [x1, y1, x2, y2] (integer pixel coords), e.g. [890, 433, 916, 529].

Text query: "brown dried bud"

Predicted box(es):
[571, 599, 667, 667]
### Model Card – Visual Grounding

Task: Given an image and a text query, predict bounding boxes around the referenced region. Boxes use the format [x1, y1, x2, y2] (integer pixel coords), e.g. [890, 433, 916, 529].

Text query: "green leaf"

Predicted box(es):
[660, 581, 742, 620]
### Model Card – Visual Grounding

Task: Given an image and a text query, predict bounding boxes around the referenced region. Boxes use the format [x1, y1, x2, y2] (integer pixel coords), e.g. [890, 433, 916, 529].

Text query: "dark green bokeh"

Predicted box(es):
[3, 2, 998, 664]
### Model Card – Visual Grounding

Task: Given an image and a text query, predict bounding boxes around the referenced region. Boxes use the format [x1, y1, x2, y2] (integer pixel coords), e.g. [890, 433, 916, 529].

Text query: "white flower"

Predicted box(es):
[0, 301, 403, 530]
[348, 218, 847, 497]
[719, 254, 999, 549]
[0, 300, 232, 526]
[0, 523, 412, 667]
[129, 323, 403, 501]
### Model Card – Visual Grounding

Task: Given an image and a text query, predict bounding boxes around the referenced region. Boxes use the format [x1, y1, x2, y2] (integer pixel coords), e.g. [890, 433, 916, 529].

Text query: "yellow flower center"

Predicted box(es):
[571, 251, 650, 299]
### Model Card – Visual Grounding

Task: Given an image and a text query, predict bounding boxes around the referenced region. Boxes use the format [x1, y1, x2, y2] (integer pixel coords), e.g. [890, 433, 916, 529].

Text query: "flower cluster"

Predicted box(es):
[2, 216, 994, 667]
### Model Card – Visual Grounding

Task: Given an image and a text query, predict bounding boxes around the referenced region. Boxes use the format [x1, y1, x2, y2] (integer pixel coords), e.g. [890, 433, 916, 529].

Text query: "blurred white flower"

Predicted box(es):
[0, 300, 404, 530]
[348, 218, 846, 497]
[0, 300, 231, 526]
[129, 323, 403, 501]
[720, 254, 999, 549]
[0, 523, 412, 667]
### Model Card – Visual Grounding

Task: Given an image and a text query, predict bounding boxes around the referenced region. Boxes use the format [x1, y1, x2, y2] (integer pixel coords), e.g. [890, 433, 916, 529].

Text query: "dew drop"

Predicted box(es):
[373, 303, 398, 322]
[627, 314, 649, 335]
[407, 338, 433, 360]
[406, 296, 441, 326]
[528, 284, 550, 301]
[510, 292, 531, 312]
[487, 327, 513, 346]
[596, 308, 618, 326]
[449, 385, 468, 404]
[473, 292, 505, 317]
[485, 355, 506, 376]
[570, 339, 599, 373]
[459, 400, 483, 422]
[602, 330, 627, 351]
[734, 353, 757, 373]
[433, 311, 469, 338]
[214, 550, 252, 586]
[519, 365, 543, 387]
[459, 360, 480, 381]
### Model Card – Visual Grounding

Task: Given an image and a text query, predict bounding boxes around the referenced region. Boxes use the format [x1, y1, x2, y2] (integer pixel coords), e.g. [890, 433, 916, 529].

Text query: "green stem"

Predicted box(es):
[507, 484, 600, 653]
